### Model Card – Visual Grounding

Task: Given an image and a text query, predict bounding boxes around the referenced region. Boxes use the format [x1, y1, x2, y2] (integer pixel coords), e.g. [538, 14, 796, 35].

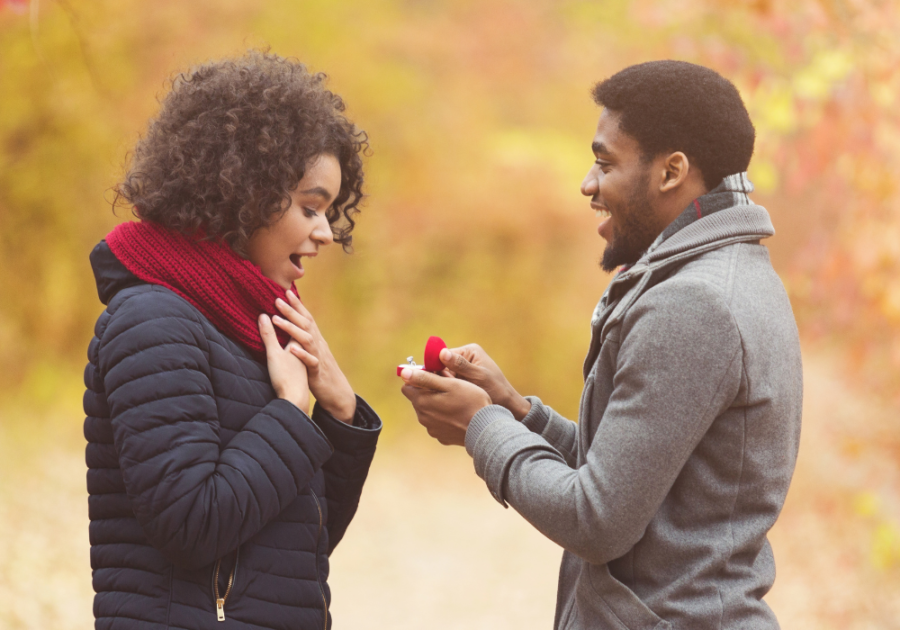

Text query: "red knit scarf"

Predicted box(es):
[106, 221, 297, 358]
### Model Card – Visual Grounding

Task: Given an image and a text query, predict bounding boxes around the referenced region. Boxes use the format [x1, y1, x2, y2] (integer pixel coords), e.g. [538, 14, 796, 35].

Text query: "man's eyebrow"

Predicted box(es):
[592, 141, 611, 155]
[297, 186, 334, 203]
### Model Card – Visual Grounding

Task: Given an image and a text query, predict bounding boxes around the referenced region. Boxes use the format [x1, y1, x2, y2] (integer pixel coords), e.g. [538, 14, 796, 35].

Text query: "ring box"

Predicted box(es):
[397, 336, 447, 376]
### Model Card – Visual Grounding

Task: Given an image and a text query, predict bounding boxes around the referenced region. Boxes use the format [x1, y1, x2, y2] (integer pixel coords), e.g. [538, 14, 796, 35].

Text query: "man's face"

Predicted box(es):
[581, 109, 660, 272]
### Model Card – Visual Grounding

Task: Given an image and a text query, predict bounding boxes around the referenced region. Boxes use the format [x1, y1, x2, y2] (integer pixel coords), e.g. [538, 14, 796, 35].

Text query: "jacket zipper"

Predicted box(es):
[311, 489, 328, 630]
[213, 546, 240, 622]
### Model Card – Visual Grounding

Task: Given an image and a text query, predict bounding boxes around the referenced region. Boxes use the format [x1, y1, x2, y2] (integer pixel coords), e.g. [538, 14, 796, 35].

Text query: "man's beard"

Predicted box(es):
[600, 170, 659, 273]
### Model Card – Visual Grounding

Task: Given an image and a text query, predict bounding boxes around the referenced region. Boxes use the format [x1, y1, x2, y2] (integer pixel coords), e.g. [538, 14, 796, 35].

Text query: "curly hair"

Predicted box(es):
[115, 50, 368, 253]
[592, 61, 755, 190]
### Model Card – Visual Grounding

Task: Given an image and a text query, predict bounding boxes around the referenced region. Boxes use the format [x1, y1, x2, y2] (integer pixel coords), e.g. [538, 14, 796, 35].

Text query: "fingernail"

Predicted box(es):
[400, 368, 411, 380]
[276, 298, 285, 307]
[273, 315, 283, 323]
[440, 348, 452, 360]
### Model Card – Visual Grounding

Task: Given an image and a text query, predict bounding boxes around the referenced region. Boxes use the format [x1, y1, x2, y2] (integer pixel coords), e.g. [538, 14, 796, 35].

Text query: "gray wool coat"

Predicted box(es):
[465, 194, 802, 630]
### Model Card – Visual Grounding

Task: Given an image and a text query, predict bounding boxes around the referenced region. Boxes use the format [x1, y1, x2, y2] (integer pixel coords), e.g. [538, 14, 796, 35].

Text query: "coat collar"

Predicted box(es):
[590, 174, 773, 330]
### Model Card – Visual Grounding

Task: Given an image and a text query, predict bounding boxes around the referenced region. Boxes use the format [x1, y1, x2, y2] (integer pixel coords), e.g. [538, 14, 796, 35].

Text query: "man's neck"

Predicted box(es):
[654, 181, 709, 235]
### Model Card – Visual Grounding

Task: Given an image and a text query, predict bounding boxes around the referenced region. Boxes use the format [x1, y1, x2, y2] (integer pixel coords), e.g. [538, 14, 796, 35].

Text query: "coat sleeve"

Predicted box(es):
[99, 289, 335, 570]
[518, 397, 579, 468]
[467, 279, 743, 565]
[309, 396, 382, 555]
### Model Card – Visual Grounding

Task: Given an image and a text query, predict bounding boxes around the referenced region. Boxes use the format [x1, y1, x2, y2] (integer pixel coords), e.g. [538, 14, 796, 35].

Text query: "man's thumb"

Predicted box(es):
[441, 348, 475, 375]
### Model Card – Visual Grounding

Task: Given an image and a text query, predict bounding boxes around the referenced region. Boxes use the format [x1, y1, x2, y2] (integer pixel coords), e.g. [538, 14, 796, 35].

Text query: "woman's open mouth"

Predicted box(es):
[289, 254, 304, 277]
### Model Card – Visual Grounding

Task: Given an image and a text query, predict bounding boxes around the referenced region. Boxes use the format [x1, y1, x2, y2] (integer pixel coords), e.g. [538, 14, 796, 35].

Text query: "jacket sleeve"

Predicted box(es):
[99, 289, 335, 570]
[466, 279, 743, 565]
[517, 397, 579, 468]
[309, 396, 382, 555]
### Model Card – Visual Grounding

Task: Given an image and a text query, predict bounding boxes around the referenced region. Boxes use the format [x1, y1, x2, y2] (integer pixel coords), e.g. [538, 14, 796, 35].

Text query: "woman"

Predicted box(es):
[83, 51, 381, 630]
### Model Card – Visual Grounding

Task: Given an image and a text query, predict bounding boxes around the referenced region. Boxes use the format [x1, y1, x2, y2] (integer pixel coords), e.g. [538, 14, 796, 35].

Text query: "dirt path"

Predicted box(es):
[764, 354, 900, 629]
[1, 348, 898, 628]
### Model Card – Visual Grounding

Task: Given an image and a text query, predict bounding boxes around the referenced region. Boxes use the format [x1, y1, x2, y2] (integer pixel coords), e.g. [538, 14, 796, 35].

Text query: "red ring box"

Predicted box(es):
[397, 336, 447, 376]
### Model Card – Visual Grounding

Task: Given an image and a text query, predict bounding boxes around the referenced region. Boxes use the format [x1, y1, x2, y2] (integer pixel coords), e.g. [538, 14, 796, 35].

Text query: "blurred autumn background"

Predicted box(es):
[1, 0, 899, 627]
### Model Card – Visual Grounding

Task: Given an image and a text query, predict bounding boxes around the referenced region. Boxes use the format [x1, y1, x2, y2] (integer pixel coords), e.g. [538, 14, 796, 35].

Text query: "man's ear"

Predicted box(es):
[659, 151, 690, 193]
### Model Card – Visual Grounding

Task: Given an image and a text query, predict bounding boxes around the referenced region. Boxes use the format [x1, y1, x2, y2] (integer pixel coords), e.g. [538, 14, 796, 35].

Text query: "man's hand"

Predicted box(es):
[400, 367, 492, 446]
[439, 344, 532, 420]
[272, 293, 357, 423]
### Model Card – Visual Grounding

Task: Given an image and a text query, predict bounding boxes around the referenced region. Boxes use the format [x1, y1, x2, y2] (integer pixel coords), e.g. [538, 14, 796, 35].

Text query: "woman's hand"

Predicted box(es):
[259, 314, 310, 414]
[272, 292, 357, 423]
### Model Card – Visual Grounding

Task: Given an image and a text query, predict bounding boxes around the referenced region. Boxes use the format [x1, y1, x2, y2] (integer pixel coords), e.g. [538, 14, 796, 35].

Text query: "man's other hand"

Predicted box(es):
[400, 367, 492, 446]
[439, 344, 532, 420]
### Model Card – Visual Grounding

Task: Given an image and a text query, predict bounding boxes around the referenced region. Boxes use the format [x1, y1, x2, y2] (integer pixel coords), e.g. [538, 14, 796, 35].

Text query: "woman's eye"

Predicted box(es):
[303, 207, 318, 218]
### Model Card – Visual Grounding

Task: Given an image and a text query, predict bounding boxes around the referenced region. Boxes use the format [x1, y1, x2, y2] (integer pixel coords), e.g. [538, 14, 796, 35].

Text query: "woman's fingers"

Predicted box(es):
[272, 315, 315, 346]
[275, 298, 313, 331]
[285, 343, 309, 369]
[258, 315, 281, 355]
[288, 343, 320, 368]
[286, 291, 316, 322]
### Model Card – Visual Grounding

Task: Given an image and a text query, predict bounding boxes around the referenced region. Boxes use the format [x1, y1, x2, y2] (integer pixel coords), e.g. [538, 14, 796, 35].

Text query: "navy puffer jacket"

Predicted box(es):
[83, 242, 381, 630]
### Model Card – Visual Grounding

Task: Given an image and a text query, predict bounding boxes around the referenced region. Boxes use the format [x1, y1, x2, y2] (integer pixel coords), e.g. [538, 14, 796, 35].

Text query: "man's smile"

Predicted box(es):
[591, 200, 611, 216]
[592, 201, 613, 239]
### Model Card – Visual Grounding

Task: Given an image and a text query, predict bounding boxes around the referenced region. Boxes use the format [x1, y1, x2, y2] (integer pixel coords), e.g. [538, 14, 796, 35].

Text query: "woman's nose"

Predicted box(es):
[313, 216, 334, 246]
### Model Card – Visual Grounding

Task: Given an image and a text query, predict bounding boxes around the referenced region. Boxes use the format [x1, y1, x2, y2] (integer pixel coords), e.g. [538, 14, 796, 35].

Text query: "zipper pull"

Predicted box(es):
[216, 598, 225, 622]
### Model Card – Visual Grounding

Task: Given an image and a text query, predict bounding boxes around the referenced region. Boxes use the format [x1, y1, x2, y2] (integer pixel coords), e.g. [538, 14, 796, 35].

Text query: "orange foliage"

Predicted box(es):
[2, 1, 900, 626]
[0, 0, 897, 409]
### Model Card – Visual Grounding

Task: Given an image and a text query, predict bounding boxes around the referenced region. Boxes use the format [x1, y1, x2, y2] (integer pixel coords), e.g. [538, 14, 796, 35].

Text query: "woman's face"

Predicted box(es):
[246, 154, 342, 289]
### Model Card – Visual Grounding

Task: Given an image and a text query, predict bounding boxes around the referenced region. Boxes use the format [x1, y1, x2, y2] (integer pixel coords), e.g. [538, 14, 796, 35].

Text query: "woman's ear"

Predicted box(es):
[659, 151, 690, 192]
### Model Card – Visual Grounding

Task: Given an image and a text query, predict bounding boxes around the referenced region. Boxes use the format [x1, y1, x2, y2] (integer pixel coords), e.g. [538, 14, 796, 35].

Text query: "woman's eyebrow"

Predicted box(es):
[297, 186, 334, 202]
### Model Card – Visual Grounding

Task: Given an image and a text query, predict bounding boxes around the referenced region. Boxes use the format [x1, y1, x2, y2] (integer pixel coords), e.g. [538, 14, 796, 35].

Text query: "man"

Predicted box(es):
[400, 60, 802, 630]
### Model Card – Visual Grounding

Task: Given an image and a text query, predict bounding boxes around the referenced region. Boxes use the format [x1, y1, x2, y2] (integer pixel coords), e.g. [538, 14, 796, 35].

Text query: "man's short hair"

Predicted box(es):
[592, 60, 755, 190]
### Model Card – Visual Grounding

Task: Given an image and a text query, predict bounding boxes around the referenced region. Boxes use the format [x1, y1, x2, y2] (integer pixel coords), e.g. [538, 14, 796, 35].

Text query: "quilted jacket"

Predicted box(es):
[83, 241, 382, 630]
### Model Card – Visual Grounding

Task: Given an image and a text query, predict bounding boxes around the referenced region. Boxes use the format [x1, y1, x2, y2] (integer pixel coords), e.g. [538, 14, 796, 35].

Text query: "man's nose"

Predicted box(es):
[581, 166, 599, 197]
